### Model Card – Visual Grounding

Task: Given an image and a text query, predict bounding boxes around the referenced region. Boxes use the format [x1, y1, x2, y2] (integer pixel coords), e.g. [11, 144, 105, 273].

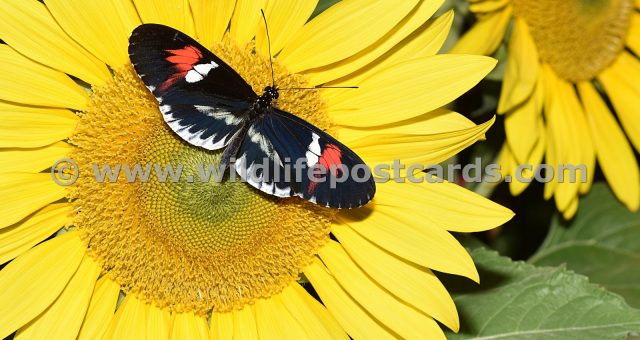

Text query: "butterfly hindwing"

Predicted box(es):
[235, 109, 376, 208]
[129, 24, 255, 150]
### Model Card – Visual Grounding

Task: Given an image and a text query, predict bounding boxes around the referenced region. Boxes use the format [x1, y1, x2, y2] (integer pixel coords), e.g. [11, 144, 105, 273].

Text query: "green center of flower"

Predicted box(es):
[513, 0, 634, 81]
[69, 39, 334, 314]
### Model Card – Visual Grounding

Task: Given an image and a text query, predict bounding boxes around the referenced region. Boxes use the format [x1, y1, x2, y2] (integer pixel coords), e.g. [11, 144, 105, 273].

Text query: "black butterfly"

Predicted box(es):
[128, 24, 375, 208]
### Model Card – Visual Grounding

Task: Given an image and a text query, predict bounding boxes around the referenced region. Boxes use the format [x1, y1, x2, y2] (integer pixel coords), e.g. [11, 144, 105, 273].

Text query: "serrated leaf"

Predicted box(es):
[530, 183, 640, 307]
[442, 248, 640, 339]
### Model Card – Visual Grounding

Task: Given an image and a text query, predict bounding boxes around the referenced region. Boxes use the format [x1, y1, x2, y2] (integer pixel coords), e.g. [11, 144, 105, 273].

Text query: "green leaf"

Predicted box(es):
[530, 183, 640, 307]
[442, 248, 640, 339]
[310, 0, 341, 19]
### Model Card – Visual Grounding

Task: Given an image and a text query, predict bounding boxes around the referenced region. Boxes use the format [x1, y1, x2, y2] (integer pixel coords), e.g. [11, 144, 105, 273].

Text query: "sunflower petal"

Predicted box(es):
[0, 0, 110, 85]
[627, 12, 639, 55]
[304, 258, 397, 339]
[228, 0, 266, 45]
[328, 55, 496, 126]
[0, 46, 88, 110]
[15, 255, 100, 340]
[232, 305, 259, 340]
[278, 0, 419, 73]
[0, 173, 67, 229]
[0, 232, 85, 339]
[255, 296, 309, 338]
[0, 102, 78, 148]
[190, 0, 235, 47]
[579, 82, 640, 210]
[133, 0, 195, 36]
[599, 52, 640, 153]
[46, 0, 141, 67]
[103, 294, 148, 339]
[78, 276, 121, 340]
[210, 312, 233, 340]
[335, 203, 481, 281]
[508, 118, 546, 196]
[504, 76, 542, 163]
[340, 115, 494, 166]
[375, 173, 514, 232]
[469, 0, 511, 13]
[171, 312, 209, 340]
[0, 142, 71, 173]
[498, 18, 539, 113]
[318, 241, 446, 339]
[450, 6, 512, 55]
[331, 225, 459, 331]
[303, 0, 443, 86]
[280, 284, 347, 339]
[0, 203, 71, 265]
[147, 305, 172, 340]
[256, 0, 318, 57]
[325, 10, 454, 89]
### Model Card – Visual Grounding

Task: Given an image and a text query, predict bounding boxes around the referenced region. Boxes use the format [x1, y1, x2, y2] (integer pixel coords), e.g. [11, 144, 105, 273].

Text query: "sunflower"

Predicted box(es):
[0, 0, 512, 338]
[453, 0, 640, 218]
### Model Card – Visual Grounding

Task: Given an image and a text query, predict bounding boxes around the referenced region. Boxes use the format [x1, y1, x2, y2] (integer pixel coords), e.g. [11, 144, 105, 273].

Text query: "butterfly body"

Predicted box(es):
[129, 24, 375, 208]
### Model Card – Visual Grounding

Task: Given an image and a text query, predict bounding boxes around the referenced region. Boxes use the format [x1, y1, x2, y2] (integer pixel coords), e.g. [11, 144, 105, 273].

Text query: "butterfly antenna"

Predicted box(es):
[261, 9, 276, 88]
[279, 86, 359, 90]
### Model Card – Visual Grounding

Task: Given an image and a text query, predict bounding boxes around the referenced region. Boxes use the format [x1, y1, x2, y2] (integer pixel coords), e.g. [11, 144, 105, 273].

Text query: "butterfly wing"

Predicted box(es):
[235, 109, 376, 208]
[129, 24, 255, 150]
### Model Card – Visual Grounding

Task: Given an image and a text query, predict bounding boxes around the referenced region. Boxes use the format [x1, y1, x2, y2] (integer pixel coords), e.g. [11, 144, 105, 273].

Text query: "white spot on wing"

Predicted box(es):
[193, 61, 218, 75]
[306, 133, 321, 166]
[185, 69, 204, 83]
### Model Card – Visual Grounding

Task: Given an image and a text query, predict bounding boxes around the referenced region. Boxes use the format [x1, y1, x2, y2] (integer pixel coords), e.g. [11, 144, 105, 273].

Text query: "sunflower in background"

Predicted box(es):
[0, 0, 513, 338]
[453, 0, 640, 218]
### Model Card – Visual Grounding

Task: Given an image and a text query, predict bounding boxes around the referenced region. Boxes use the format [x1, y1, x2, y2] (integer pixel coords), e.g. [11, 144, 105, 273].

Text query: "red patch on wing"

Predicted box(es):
[159, 45, 203, 92]
[307, 144, 343, 195]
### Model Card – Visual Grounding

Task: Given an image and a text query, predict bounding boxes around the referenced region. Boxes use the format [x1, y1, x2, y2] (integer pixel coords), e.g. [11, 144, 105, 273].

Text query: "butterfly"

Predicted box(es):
[128, 24, 375, 208]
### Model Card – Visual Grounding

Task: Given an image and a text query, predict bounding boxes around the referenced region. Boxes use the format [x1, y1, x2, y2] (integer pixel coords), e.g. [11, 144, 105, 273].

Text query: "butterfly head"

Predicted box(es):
[254, 86, 279, 113]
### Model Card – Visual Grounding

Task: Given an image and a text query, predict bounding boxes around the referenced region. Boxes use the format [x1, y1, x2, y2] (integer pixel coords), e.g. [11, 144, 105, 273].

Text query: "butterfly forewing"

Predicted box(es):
[128, 24, 255, 150]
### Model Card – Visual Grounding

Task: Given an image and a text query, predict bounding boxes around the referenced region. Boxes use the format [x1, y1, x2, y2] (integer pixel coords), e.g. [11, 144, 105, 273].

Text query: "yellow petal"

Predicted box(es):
[335, 201, 480, 281]
[256, 0, 318, 56]
[599, 52, 640, 153]
[579, 82, 640, 211]
[78, 276, 121, 340]
[280, 284, 347, 339]
[147, 305, 172, 340]
[508, 118, 546, 196]
[469, 0, 511, 13]
[232, 305, 258, 340]
[303, 0, 443, 86]
[563, 197, 579, 220]
[0, 46, 88, 110]
[498, 18, 539, 113]
[376, 172, 514, 232]
[0, 0, 110, 85]
[325, 10, 454, 89]
[0, 173, 67, 229]
[210, 312, 233, 340]
[627, 12, 639, 55]
[15, 256, 100, 340]
[339, 115, 494, 166]
[504, 76, 543, 163]
[279, 0, 419, 73]
[0, 232, 85, 339]
[133, 0, 195, 37]
[328, 55, 496, 126]
[449, 6, 512, 55]
[190, 0, 235, 47]
[331, 225, 459, 331]
[0, 142, 71, 173]
[46, 0, 141, 67]
[304, 258, 397, 339]
[171, 312, 209, 340]
[0, 203, 71, 264]
[318, 241, 446, 339]
[0, 102, 78, 148]
[228, 0, 266, 45]
[103, 294, 148, 339]
[254, 295, 309, 338]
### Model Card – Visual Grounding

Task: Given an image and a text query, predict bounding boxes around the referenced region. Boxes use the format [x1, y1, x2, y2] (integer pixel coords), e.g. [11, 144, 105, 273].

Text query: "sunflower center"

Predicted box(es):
[513, 0, 634, 81]
[69, 39, 334, 314]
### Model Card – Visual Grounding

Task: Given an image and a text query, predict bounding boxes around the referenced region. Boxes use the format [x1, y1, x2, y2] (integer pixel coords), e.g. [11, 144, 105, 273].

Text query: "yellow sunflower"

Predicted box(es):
[453, 0, 640, 218]
[0, 0, 513, 338]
